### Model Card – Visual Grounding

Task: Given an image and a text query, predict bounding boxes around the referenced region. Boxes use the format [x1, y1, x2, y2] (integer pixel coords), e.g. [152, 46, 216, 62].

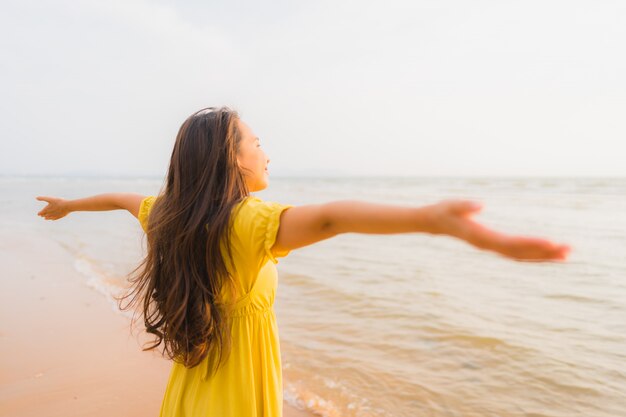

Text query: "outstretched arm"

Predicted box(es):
[273, 199, 571, 263]
[36, 193, 147, 220]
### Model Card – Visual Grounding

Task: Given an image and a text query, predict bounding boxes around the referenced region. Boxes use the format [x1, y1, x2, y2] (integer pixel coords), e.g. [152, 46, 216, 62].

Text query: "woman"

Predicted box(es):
[36, 106, 571, 416]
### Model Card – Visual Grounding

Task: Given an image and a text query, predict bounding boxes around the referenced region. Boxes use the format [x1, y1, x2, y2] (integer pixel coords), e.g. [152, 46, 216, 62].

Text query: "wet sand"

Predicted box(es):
[0, 228, 313, 417]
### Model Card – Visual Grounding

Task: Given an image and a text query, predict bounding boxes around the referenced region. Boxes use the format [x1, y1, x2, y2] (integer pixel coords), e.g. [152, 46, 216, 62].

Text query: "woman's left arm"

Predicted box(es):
[36, 193, 146, 221]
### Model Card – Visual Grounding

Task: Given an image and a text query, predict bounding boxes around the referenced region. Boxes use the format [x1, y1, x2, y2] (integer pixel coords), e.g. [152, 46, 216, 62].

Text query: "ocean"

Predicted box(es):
[6, 175, 626, 417]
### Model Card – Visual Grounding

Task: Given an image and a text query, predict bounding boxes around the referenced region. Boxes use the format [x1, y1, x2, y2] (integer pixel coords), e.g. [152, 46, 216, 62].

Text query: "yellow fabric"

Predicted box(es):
[137, 195, 294, 417]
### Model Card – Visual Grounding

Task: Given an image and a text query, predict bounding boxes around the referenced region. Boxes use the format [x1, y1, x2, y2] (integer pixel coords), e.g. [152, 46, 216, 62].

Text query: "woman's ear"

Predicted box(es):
[236, 155, 249, 177]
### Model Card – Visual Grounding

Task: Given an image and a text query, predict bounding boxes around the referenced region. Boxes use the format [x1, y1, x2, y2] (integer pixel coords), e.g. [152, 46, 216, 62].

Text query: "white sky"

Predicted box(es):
[1, 0, 625, 178]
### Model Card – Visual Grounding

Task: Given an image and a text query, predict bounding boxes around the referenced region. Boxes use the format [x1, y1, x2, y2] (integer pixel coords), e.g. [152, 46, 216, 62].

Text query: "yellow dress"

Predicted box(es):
[137, 195, 294, 417]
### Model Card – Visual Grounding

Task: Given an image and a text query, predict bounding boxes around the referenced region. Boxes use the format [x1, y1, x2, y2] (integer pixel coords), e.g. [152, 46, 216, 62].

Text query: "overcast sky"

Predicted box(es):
[1, 0, 625, 178]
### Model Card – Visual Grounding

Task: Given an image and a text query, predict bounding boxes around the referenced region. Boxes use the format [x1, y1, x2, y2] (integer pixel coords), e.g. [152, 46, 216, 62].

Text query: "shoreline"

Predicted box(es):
[0, 227, 313, 417]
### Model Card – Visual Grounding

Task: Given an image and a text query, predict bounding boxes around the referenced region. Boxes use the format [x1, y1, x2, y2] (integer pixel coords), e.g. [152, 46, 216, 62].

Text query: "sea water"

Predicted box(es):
[6, 175, 626, 417]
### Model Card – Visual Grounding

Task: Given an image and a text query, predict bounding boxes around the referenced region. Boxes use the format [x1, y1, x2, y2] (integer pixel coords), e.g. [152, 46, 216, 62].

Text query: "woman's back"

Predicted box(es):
[138, 194, 294, 417]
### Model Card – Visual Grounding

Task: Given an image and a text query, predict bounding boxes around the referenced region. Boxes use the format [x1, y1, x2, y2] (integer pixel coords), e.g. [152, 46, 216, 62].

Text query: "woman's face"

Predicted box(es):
[236, 119, 270, 192]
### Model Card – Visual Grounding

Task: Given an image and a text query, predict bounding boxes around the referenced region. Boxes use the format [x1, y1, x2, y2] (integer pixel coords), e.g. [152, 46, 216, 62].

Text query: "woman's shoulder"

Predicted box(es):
[229, 194, 294, 264]
[140, 195, 159, 213]
[230, 194, 294, 233]
[138, 195, 159, 232]
[232, 194, 271, 210]
[231, 195, 290, 218]
[141, 195, 158, 205]
[231, 195, 262, 220]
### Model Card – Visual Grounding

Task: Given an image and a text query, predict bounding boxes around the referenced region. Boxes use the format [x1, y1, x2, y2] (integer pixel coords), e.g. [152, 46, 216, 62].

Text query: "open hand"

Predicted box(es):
[429, 199, 572, 262]
[36, 196, 70, 220]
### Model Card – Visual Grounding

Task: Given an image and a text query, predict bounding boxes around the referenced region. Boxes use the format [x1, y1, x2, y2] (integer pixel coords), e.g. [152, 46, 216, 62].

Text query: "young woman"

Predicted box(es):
[36, 106, 571, 417]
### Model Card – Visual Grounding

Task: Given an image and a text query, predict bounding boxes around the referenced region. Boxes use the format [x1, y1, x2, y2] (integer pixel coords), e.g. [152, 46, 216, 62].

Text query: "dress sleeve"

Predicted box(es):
[138, 195, 157, 233]
[234, 197, 294, 266]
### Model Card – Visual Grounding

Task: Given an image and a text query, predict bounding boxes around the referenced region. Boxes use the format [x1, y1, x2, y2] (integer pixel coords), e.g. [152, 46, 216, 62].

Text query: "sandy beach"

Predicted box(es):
[0, 226, 313, 417]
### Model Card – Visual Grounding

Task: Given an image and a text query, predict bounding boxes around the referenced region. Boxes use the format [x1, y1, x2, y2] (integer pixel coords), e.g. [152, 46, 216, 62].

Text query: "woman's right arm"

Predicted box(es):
[273, 199, 571, 262]
[36, 193, 147, 220]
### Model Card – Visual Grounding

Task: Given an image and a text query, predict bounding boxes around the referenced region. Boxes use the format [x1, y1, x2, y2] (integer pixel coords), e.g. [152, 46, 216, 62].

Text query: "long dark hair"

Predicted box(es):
[116, 106, 250, 378]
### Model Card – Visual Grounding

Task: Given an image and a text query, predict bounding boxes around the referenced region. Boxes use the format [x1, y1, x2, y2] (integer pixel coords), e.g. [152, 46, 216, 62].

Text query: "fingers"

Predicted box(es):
[36, 196, 55, 218]
[461, 220, 572, 262]
[553, 244, 572, 261]
[440, 199, 571, 263]
[442, 199, 483, 217]
[502, 236, 572, 262]
[451, 200, 483, 216]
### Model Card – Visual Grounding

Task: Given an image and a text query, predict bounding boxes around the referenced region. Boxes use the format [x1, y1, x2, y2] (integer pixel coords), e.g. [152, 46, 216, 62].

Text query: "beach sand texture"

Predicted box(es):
[0, 228, 313, 417]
